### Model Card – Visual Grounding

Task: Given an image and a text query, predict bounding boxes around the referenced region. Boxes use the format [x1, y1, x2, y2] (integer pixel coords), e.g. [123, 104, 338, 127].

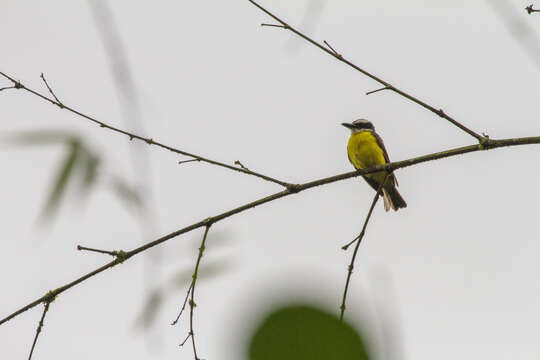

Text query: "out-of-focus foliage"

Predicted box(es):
[3, 130, 139, 223]
[248, 304, 371, 360]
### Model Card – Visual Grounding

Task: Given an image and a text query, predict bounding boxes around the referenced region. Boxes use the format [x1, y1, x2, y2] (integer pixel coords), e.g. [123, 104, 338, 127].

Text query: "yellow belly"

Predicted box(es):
[347, 131, 387, 182]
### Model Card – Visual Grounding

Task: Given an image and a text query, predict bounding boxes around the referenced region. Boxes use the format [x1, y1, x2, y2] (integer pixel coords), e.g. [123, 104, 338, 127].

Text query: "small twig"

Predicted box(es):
[339, 174, 389, 321]
[234, 160, 250, 171]
[0, 85, 17, 92]
[526, 4, 540, 14]
[261, 23, 288, 29]
[366, 86, 391, 96]
[171, 283, 194, 326]
[323, 40, 341, 57]
[40, 73, 63, 108]
[179, 332, 192, 347]
[248, 0, 485, 142]
[77, 245, 128, 264]
[77, 245, 117, 257]
[178, 158, 201, 165]
[27, 301, 51, 360]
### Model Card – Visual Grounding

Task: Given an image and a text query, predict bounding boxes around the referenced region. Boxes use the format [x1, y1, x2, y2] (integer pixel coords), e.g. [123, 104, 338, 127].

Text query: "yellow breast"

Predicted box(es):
[346, 131, 386, 170]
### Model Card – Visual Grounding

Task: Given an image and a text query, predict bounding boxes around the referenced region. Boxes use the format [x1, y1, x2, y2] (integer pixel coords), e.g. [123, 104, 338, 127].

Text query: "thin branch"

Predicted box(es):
[323, 40, 341, 57]
[248, 0, 485, 142]
[171, 283, 194, 326]
[77, 245, 118, 257]
[366, 86, 391, 96]
[526, 4, 540, 14]
[187, 225, 211, 360]
[261, 23, 287, 28]
[339, 174, 389, 321]
[0, 71, 290, 188]
[40, 73, 63, 108]
[178, 158, 201, 165]
[179, 331, 191, 347]
[2, 135, 540, 326]
[27, 300, 52, 360]
[0, 85, 17, 92]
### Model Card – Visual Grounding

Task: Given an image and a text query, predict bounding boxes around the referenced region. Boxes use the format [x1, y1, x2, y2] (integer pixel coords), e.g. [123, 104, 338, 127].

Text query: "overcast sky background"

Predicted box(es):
[2, 1, 540, 359]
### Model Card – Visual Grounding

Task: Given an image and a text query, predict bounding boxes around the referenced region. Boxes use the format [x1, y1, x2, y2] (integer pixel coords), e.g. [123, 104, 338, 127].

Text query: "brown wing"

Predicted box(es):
[371, 130, 398, 187]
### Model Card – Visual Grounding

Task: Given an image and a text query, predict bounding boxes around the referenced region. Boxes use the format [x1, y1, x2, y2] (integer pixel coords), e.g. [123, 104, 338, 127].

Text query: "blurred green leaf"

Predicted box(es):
[135, 290, 163, 330]
[80, 150, 100, 192]
[136, 259, 232, 330]
[2, 130, 76, 146]
[170, 259, 232, 288]
[5, 130, 143, 224]
[110, 177, 142, 211]
[249, 305, 371, 360]
[41, 139, 81, 220]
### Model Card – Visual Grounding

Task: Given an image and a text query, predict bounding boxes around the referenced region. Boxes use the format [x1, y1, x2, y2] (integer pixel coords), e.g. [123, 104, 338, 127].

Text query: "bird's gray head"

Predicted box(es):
[341, 119, 375, 133]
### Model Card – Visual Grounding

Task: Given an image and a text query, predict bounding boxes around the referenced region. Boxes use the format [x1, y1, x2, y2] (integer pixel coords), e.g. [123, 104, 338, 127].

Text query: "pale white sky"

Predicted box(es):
[2, 1, 540, 359]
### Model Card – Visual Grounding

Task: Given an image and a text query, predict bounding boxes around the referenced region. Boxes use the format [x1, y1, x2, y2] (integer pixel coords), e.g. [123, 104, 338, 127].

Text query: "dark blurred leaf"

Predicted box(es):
[135, 259, 232, 330]
[2, 130, 76, 146]
[135, 290, 163, 330]
[170, 259, 232, 288]
[110, 177, 142, 211]
[249, 305, 371, 360]
[41, 139, 81, 221]
[80, 150, 100, 192]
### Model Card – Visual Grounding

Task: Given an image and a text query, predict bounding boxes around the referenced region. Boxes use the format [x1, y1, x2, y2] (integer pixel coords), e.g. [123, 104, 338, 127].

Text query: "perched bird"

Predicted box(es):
[342, 119, 406, 211]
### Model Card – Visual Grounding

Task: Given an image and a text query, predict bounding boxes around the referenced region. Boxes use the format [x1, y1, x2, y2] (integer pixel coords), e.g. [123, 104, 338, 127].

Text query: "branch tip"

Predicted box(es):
[323, 40, 341, 57]
[261, 23, 287, 29]
[366, 86, 391, 95]
[39, 72, 63, 107]
[178, 158, 201, 165]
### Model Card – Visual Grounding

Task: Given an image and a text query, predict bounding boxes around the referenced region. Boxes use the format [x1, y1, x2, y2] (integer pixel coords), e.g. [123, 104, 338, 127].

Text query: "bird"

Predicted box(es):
[342, 119, 406, 211]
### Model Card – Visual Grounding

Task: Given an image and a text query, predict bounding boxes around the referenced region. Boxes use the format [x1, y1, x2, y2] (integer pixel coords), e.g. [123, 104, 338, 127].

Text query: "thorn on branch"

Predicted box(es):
[261, 23, 288, 29]
[178, 158, 201, 165]
[323, 40, 342, 58]
[234, 160, 250, 171]
[40, 73, 64, 108]
[144, 138, 154, 145]
[366, 86, 391, 95]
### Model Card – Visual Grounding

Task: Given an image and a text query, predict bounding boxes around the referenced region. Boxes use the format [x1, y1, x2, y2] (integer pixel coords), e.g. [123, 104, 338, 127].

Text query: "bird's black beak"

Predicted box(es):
[341, 122, 354, 129]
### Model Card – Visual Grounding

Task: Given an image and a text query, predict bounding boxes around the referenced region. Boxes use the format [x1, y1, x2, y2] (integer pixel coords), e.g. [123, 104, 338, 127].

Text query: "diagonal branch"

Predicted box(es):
[0, 71, 291, 188]
[339, 174, 389, 321]
[27, 297, 53, 360]
[1, 135, 540, 326]
[247, 0, 485, 142]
